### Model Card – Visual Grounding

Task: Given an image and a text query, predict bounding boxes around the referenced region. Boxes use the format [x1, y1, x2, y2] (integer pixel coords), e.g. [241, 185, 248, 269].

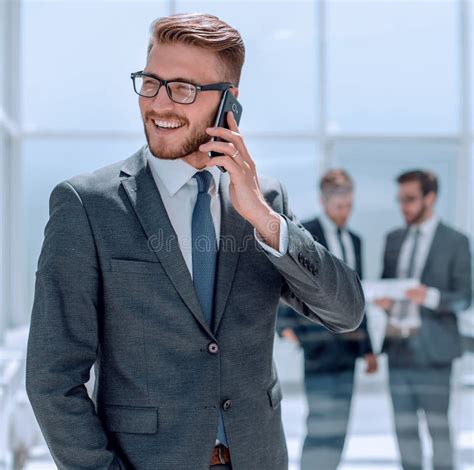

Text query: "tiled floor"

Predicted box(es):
[23, 355, 474, 470]
[281, 355, 474, 470]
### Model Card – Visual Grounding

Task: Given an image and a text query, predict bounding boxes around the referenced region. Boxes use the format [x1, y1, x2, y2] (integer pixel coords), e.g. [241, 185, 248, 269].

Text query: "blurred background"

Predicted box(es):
[0, 0, 473, 468]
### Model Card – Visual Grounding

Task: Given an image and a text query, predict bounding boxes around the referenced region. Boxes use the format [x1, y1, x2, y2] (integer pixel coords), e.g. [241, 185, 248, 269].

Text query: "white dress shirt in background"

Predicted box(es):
[396, 215, 441, 309]
[389, 215, 441, 332]
[318, 212, 356, 271]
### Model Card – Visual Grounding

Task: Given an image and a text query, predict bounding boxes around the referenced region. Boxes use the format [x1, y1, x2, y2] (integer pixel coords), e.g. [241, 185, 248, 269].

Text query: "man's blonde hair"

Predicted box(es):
[320, 169, 354, 200]
[147, 13, 245, 86]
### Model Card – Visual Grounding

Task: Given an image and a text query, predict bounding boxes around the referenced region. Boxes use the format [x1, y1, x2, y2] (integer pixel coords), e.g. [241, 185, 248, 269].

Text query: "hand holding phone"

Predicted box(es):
[208, 90, 243, 173]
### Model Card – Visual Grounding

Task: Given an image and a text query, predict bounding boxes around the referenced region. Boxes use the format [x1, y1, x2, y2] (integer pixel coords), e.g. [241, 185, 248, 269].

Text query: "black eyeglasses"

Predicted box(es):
[130, 71, 234, 104]
[396, 195, 423, 205]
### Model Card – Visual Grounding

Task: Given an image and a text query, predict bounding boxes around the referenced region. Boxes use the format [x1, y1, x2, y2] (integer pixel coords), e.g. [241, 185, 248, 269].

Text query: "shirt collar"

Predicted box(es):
[319, 212, 345, 234]
[410, 214, 439, 236]
[146, 145, 221, 197]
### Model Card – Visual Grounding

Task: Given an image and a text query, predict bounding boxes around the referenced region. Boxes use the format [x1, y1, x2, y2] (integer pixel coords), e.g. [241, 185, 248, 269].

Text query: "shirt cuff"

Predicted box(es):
[423, 287, 441, 310]
[254, 215, 289, 258]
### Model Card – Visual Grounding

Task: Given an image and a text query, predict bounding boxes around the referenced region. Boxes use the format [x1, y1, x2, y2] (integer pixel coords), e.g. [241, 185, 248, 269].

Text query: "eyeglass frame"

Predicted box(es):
[130, 71, 235, 104]
[396, 194, 425, 205]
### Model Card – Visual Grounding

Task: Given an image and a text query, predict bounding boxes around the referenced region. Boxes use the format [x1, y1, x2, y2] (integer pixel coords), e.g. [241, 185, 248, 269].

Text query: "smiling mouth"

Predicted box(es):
[153, 119, 185, 130]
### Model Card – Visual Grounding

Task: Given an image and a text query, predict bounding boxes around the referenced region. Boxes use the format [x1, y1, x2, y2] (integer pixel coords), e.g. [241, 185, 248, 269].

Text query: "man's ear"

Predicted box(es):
[426, 191, 437, 207]
[319, 195, 326, 209]
[229, 87, 239, 99]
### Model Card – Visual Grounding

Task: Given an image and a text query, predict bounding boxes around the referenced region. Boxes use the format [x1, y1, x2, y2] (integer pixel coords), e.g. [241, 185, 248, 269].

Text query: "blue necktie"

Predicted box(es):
[191, 170, 228, 447]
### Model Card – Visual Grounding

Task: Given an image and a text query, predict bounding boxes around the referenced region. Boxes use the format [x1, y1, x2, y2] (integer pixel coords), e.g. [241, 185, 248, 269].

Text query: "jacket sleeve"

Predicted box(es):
[270, 182, 365, 333]
[437, 234, 472, 313]
[355, 239, 374, 355]
[25, 181, 125, 470]
[356, 315, 374, 356]
[381, 235, 391, 280]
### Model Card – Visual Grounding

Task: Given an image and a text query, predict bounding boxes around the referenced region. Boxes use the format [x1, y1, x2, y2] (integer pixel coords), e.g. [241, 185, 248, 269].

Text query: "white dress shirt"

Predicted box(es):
[318, 213, 356, 271]
[145, 146, 288, 279]
[397, 214, 440, 308]
[389, 215, 441, 331]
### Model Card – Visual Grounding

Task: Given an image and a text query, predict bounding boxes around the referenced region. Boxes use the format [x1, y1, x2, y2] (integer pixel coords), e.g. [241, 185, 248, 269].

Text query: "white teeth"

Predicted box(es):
[153, 119, 184, 129]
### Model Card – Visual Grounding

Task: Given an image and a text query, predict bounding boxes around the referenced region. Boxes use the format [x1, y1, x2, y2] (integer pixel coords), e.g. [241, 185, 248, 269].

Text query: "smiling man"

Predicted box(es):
[26, 13, 365, 470]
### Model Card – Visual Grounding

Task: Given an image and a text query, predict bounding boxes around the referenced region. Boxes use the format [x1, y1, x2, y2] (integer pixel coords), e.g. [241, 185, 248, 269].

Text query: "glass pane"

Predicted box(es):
[21, 1, 168, 133]
[471, 1, 474, 134]
[247, 137, 320, 220]
[331, 140, 460, 279]
[327, 0, 460, 134]
[0, 0, 7, 112]
[177, 0, 319, 134]
[22, 137, 144, 312]
[0, 128, 6, 342]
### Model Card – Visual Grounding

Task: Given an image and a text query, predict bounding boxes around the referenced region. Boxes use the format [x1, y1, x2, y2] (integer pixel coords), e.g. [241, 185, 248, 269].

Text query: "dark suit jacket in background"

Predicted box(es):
[381, 221, 472, 368]
[277, 217, 373, 373]
[25, 146, 365, 470]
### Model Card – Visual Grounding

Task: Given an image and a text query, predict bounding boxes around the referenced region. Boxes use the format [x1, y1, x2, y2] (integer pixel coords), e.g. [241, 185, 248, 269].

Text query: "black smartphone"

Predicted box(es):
[208, 89, 243, 173]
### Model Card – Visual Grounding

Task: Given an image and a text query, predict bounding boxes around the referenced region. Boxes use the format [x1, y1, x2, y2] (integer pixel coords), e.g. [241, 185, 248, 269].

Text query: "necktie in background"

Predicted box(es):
[390, 227, 422, 333]
[336, 227, 348, 263]
[406, 228, 421, 279]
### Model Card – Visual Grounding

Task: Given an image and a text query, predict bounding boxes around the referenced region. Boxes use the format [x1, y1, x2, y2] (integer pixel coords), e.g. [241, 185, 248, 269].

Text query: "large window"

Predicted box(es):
[327, 0, 459, 135]
[0, 0, 8, 343]
[21, 1, 167, 133]
[1, 0, 22, 336]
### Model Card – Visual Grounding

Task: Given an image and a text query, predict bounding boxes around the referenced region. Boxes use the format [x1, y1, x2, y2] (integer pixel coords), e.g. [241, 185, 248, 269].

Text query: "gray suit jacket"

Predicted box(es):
[26, 145, 365, 470]
[381, 221, 472, 367]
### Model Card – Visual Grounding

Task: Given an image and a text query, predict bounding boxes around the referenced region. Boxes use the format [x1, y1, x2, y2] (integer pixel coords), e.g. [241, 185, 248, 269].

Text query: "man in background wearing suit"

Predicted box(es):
[25, 13, 365, 470]
[278, 169, 377, 470]
[375, 170, 471, 470]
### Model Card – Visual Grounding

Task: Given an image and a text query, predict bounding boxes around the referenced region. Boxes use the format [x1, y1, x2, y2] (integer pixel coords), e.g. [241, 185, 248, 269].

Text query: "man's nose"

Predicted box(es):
[151, 85, 174, 110]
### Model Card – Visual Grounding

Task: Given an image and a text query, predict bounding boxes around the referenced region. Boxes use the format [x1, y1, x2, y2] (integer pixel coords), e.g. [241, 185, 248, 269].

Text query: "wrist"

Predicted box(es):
[252, 211, 280, 237]
[246, 201, 276, 228]
[249, 204, 281, 250]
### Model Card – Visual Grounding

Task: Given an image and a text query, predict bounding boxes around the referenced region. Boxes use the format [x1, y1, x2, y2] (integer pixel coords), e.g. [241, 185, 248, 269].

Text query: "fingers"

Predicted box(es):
[226, 110, 240, 133]
[199, 140, 245, 167]
[206, 114, 255, 170]
[374, 298, 393, 311]
[205, 154, 243, 176]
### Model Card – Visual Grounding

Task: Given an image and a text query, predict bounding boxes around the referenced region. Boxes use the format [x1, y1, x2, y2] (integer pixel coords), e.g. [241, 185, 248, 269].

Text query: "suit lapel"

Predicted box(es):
[212, 172, 247, 334]
[421, 222, 443, 282]
[313, 218, 328, 249]
[349, 231, 362, 279]
[120, 147, 212, 336]
[390, 229, 409, 278]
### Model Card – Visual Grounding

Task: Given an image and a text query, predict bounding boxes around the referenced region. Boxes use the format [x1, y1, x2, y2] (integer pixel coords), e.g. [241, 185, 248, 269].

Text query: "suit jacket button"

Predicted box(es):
[208, 343, 219, 355]
[222, 399, 232, 411]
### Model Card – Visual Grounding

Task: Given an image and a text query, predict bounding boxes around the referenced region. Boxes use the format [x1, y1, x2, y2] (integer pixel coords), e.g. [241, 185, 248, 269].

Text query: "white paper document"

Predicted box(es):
[388, 300, 422, 331]
[362, 278, 420, 302]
